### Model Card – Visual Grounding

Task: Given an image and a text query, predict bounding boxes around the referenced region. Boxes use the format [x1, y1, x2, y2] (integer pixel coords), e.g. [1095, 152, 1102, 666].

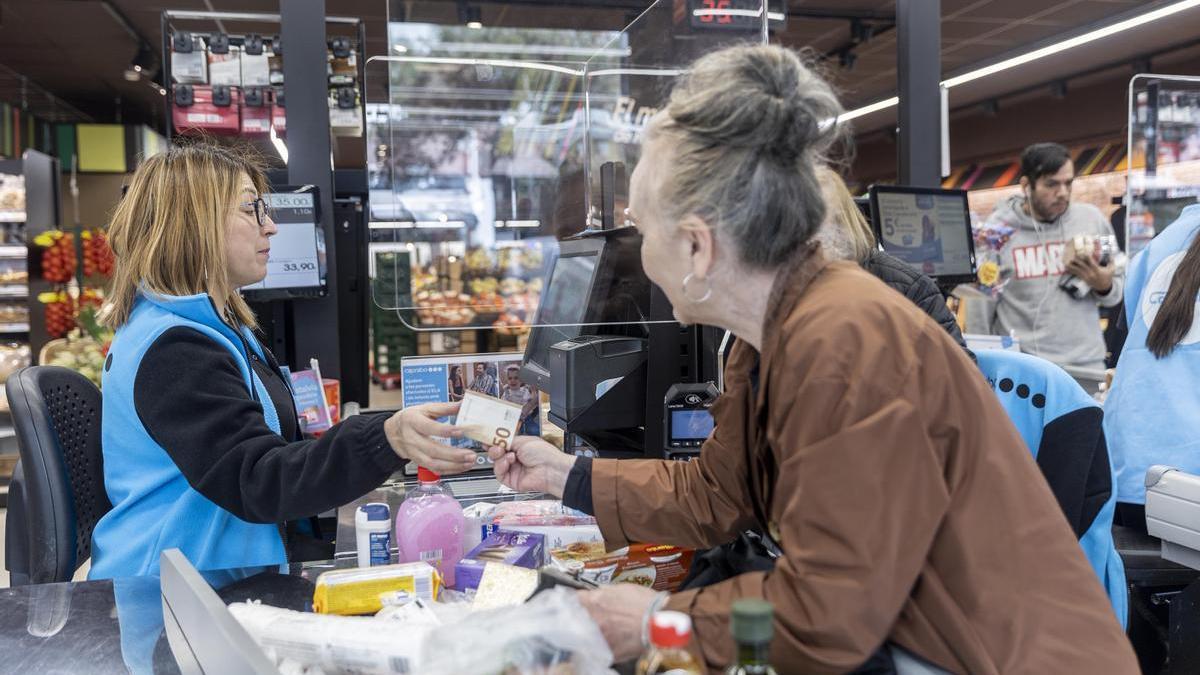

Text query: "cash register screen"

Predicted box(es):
[241, 190, 325, 293]
[869, 186, 975, 283]
[523, 252, 598, 374]
[671, 409, 714, 440]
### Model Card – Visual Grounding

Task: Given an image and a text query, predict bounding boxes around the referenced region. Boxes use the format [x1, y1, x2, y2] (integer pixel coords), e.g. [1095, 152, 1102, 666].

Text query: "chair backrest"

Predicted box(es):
[6, 365, 108, 584]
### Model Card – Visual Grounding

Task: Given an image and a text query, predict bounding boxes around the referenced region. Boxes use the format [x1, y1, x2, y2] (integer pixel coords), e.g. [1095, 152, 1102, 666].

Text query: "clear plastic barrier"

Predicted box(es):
[1126, 75, 1200, 257]
[367, 0, 771, 332]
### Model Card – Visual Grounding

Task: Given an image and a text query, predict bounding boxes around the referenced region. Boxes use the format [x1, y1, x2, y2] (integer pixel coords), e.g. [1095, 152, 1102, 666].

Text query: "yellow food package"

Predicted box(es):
[312, 562, 442, 615]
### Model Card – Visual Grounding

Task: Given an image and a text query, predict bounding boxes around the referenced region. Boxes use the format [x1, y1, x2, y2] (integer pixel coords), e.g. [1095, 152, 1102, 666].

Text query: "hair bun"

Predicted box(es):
[666, 44, 842, 164]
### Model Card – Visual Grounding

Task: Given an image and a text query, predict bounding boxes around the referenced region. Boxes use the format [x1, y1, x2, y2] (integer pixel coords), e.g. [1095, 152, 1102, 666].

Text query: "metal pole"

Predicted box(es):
[896, 0, 941, 187]
[281, 0, 341, 377]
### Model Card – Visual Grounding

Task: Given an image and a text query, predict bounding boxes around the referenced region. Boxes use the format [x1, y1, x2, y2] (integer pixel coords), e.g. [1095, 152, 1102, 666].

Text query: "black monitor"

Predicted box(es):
[241, 185, 327, 300]
[868, 185, 976, 286]
[520, 228, 650, 392]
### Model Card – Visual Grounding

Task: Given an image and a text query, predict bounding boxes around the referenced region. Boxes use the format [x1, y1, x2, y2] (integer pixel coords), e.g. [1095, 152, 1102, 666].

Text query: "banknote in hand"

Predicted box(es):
[455, 390, 522, 450]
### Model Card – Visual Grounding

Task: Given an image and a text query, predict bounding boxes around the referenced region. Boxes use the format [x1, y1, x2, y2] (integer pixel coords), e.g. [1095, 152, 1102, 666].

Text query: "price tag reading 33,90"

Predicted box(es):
[455, 390, 522, 449]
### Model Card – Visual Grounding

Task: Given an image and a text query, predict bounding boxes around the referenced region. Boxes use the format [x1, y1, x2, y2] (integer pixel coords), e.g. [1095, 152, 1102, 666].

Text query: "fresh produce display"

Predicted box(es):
[35, 230, 76, 283]
[81, 228, 115, 278]
[412, 245, 546, 330]
[39, 291, 75, 338]
[40, 302, 113, 388]
[43, 333, 106, 388]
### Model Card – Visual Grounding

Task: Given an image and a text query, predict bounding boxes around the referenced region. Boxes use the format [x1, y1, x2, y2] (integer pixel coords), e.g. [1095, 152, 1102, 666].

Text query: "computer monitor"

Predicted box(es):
[868, 185, 977, 286]
[520, 228, 650, 392]
[241, 185, 327, 300]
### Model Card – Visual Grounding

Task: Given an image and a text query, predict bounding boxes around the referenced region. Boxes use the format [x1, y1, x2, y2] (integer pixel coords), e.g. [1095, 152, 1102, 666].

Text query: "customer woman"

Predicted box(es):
[490, 45, 1135, 673]
[814, 167, 970, 352]
[1104, 204, 1200, 528]
[89, 143, 477, 580]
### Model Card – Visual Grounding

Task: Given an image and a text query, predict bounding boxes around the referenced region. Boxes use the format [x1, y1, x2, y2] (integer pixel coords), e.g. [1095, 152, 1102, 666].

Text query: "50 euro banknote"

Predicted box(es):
[455, 390, 522, 449]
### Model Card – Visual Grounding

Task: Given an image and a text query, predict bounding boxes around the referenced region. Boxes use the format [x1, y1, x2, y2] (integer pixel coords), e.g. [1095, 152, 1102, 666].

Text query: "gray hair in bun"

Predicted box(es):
[647, 44, 846, 269]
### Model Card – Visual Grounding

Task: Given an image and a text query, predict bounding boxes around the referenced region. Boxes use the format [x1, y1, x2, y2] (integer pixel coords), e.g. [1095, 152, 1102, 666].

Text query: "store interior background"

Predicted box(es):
[1, 0, 1200, 588]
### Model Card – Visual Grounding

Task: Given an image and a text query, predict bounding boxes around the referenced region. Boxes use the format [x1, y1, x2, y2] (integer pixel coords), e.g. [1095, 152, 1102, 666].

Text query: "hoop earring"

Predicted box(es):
[682, 273, 712, 303]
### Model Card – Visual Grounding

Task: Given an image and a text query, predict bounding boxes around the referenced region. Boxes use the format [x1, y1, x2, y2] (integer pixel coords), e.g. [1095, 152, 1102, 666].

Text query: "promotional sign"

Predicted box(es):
[401, 352, 542, 469]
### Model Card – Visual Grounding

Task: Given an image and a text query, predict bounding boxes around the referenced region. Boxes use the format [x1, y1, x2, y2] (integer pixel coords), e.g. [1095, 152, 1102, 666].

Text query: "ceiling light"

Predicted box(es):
[467, 21, 483, 29]
[393, 44, 408, 53]
[836, 0, 1200, 124]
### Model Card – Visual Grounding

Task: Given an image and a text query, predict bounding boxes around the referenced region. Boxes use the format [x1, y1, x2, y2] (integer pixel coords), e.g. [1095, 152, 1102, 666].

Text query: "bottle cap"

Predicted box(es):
[649, 611, 692, 649]
[731, 599, 774, 644]
[358, 503, 389, 522]
[417, 467, 440, 483]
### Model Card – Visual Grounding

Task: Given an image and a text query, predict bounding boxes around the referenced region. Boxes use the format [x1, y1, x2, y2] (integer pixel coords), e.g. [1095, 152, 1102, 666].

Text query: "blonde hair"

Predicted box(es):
[646, 44, 845, 269]
[99, 143, 267, 331]
[815, 166, 875, 264]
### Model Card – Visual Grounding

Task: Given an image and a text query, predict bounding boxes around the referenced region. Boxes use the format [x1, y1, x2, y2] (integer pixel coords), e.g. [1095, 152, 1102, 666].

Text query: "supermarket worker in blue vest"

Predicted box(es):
[1105, 204, 1200, 530]
[89, 143, 477, 580]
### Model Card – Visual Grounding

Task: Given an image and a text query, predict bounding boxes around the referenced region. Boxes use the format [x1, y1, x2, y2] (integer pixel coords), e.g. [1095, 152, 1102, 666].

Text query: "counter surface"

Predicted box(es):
[0, 559, 347, 674]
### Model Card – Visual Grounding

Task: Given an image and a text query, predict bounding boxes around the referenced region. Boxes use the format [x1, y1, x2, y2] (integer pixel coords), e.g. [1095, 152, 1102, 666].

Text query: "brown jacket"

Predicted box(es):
[590, 251, 1137, 674]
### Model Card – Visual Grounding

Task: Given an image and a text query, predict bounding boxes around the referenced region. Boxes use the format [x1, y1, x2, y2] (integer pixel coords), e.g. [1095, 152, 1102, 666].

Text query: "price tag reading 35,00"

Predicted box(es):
[455, 390, 522, 449]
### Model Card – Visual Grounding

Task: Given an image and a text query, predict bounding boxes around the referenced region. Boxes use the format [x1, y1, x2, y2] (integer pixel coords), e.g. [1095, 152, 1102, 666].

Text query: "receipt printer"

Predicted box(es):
[1146, 465, 1200, 570]
[548, 335, 646, 431]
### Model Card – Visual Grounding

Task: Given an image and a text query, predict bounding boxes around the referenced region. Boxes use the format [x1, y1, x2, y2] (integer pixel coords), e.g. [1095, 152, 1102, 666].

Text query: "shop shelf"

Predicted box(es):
[0, 323, 29, 333]
[0, 285, 27, 297]
[0, 245, 25, 259]
[0, 211, 25, 223]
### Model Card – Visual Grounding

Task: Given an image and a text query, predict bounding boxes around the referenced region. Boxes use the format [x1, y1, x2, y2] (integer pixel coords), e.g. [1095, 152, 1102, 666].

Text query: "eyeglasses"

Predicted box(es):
[241, 197, 270, 228]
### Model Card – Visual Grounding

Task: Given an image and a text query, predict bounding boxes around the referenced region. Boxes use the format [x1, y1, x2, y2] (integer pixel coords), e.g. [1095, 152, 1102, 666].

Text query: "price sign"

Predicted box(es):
[683, 0, 785, 31]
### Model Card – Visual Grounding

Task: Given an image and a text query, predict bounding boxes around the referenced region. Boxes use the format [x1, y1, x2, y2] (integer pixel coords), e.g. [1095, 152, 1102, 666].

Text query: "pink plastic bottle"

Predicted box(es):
[395, 467, 465, 587]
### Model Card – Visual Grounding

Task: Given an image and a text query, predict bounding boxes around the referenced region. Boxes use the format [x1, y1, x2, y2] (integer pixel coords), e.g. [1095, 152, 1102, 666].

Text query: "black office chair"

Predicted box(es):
[4, 366, 109, 585]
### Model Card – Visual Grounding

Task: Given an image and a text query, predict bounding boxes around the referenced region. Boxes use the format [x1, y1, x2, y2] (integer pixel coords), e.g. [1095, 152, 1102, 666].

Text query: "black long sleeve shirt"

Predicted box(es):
[133, 326, 402, 525]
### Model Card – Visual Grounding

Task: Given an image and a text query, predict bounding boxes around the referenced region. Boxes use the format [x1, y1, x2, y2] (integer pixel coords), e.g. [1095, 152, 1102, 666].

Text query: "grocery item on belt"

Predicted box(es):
[455, 390, 522, 448]
[455, 530, 545, 592]
[312, 562, 441, 615]
[471, 562, 540, 610]
[491, 499, 596, 526]
[230, 601, 431, 675]
[550, 542, 695, 592]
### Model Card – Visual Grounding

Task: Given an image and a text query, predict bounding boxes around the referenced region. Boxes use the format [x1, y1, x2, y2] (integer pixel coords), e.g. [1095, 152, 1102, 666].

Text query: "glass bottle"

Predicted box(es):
[638, 611, 703, 675]
[726, 599, 776, 675]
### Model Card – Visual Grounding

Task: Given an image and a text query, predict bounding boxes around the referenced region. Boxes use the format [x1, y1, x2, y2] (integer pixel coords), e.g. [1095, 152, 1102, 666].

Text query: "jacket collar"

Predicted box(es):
[136, 289, 260, 359]
[759, 242, 829, 377]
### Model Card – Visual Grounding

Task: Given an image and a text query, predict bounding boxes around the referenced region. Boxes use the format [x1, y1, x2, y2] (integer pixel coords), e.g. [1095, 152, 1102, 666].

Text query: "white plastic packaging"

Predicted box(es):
[229, 601, 429, 675]
[356, 502, 392, 568]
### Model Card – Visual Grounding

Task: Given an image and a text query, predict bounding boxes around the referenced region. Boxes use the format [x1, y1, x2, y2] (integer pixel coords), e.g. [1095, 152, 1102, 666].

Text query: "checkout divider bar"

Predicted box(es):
[160, 549, 280, 675]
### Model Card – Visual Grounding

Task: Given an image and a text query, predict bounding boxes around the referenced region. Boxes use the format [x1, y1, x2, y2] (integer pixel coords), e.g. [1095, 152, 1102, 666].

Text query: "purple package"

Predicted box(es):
[454, 530, 545, 592]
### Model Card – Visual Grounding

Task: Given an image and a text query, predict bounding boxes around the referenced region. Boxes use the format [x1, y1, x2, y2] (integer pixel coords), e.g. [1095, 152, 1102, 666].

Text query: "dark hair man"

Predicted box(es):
[986, 142, 1124, 388]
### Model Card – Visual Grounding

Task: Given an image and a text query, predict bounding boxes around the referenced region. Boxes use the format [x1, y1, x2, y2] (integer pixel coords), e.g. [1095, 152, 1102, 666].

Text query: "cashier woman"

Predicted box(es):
[490, 45, 1138, 673]
[88, 143, 477, 580]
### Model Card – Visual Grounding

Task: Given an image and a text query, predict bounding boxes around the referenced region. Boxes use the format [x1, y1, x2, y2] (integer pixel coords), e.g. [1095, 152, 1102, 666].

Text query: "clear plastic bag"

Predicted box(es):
[419, 587, 615, 675]
[232, 588, 613, 675]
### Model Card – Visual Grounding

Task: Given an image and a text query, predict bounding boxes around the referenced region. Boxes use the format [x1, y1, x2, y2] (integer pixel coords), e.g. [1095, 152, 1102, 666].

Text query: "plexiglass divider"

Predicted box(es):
[366, 0, 772, 334]
[1126, 74, 1200, 257]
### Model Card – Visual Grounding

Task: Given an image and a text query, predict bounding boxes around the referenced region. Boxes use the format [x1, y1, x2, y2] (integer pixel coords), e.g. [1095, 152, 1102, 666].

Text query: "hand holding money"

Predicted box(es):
[384, 402, 478, 475]
[455, 390, 522, 450]
[486, 436, 575, 497]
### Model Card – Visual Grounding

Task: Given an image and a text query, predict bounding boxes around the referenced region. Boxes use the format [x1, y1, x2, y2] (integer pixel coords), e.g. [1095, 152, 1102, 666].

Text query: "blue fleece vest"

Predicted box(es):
[976, 349, 1127, 627]
[89, 291, 287, 580]
[1105, 206, 1200, 505]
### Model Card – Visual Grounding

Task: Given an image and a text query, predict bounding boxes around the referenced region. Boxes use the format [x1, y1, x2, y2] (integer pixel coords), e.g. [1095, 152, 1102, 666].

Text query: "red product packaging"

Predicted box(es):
[173, 85, 240, 135]
[270, 87, 286, 134]
[550, 542, 694, 592]
[322, 378, 340, 425]
[240, 87, 271, 136]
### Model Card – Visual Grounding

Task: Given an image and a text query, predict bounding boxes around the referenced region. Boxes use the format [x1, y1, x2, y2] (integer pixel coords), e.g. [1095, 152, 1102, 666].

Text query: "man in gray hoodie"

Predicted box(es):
[987, 143, 1123, 381]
